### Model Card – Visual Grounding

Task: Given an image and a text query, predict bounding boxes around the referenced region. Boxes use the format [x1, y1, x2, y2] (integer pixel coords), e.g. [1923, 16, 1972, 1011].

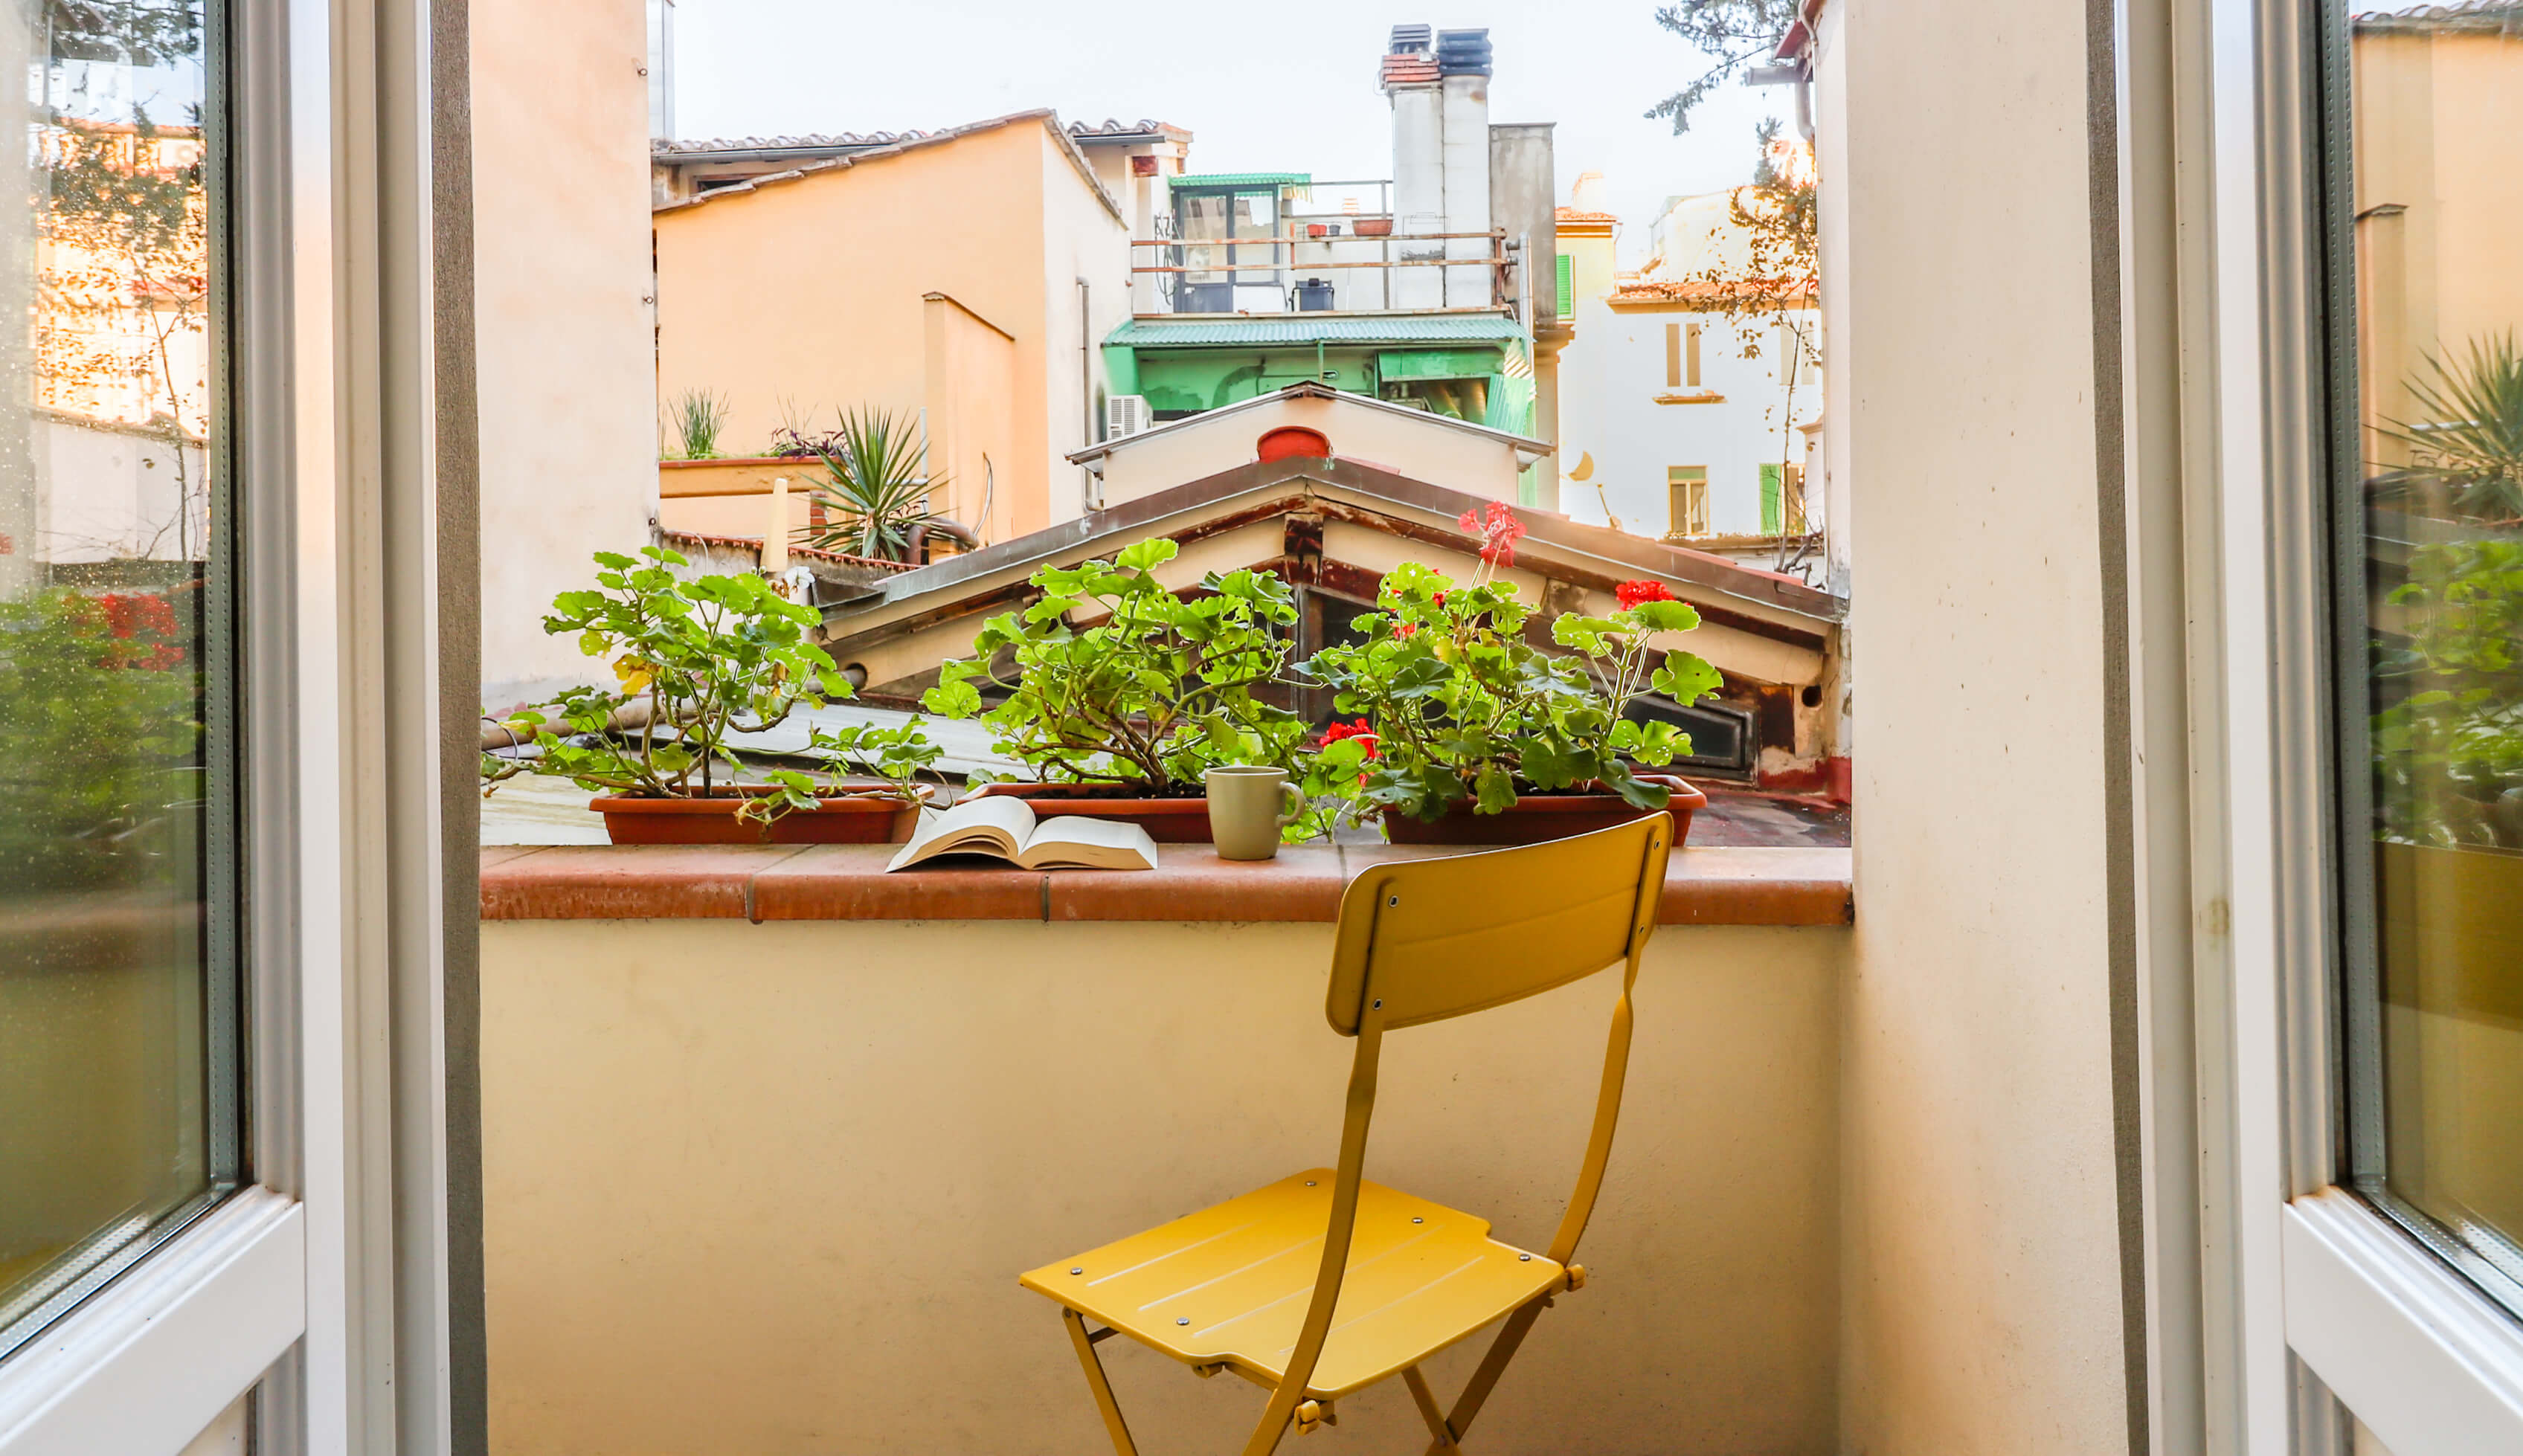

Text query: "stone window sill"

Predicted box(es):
[479, 843, 1853, 926]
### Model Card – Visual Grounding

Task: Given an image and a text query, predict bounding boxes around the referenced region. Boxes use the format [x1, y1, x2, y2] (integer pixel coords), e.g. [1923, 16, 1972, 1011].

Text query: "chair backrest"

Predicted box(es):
[1325, 816, 1671, 1035]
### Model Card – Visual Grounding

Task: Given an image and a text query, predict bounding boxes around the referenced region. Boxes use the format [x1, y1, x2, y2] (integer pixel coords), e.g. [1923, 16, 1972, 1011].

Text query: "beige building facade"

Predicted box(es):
[472, 0, 660, 706]
[652, 114, 1135, 550]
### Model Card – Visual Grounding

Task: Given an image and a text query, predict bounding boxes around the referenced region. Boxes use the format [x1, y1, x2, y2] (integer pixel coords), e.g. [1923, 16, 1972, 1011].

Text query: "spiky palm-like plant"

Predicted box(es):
[2376, 332, 2523, 524]
[799, 408, 944, 561]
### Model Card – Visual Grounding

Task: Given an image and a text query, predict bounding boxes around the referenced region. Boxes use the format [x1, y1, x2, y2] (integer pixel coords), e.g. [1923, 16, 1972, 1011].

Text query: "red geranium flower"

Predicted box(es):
[1616, 579, 1677, 610]
[1320, 718, 1380, 783]
[1456, 501, 1526, 567]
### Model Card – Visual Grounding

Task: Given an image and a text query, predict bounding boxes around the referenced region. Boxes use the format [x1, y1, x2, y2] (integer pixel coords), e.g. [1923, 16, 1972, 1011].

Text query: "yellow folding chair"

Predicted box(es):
[1019, 816, 1673, 1456]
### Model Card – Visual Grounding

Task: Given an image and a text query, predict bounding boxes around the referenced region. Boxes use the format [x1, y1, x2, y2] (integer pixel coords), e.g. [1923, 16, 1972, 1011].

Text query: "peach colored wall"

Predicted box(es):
[922, 294, 1021, 545]
[481, 918, 1843, 1456]
[472, 0, 657, 703]
[655, 121, 1125, 547]
[1098, 395, 1526, 507]
[2351, 29, 2523, 468]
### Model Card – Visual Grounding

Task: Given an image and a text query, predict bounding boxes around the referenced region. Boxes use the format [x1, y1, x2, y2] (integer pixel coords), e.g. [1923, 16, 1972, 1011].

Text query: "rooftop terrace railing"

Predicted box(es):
[1130, 228, 1519, 316]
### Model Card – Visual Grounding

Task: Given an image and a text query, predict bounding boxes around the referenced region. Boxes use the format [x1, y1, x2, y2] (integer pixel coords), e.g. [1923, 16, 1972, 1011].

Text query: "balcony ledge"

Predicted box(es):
[479, 843, 1853, 927]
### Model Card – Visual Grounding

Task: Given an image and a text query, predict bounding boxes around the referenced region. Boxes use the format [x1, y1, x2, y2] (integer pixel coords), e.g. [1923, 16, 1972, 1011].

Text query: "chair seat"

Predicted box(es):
[1020, 1170, 1564, 1399]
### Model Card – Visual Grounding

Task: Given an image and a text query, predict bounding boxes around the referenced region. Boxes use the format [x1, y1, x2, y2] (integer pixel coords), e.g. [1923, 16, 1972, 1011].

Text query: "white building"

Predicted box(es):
[1554, 178, 1821, 567]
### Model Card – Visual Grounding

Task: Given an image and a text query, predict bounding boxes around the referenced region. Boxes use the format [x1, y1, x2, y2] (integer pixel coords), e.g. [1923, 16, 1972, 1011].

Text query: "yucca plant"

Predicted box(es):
[663, 387, 730, 460]
[2376, 332, 2523, 524]
[798, 407, 945, 561]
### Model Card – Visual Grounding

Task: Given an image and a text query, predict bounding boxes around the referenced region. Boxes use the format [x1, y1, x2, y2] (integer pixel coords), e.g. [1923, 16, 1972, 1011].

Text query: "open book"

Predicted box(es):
[885, 793, 1160, 873]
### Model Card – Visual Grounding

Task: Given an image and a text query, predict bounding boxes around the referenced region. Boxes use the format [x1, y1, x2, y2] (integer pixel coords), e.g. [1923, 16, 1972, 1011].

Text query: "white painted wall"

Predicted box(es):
[1833, 0, 2133, 1449]
[1558, 303, 1821, 541]
[33, 416, 208, 563]
[472, 0, 660, 709]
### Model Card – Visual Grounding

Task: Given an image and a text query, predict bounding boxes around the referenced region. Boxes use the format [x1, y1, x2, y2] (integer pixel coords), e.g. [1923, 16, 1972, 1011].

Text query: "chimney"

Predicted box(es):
[1383, 25, 1492, 309]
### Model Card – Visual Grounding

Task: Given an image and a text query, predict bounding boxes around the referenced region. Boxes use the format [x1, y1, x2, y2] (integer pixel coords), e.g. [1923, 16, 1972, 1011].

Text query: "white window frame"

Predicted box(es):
[0, 0, 453, 1451]
[2190, 0, 2523, 1449]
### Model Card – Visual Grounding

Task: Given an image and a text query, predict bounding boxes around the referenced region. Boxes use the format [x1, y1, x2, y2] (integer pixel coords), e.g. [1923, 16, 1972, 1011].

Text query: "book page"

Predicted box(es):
[884, 793, 1038, 872]
[1014, 814, 1160, 872]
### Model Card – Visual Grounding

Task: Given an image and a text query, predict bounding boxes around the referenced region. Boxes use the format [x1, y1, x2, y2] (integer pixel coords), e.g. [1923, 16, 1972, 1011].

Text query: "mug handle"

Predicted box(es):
[1276, 781, 1305, 828]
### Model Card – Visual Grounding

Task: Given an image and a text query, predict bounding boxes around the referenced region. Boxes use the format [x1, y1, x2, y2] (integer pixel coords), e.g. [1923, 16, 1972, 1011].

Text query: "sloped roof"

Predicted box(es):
[2353, 1, 2523, 27]
[1068, 117, 1194, 141]
[655, 116, 1192, 161]
[1064, 380, 1552, 469]
[827, 457, 1840, 637]
[1107, 312, 1526, 348]
[652, 110, 1124, 225]
[1554, 207, 1619, 224]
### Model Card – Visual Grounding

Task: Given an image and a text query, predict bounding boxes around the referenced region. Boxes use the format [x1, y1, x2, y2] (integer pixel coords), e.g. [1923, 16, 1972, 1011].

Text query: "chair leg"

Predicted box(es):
[1402, 1367, 1462, 1452]
[1418, 1297, 1551, 1456]
[1061, 1308, 1142, 1456]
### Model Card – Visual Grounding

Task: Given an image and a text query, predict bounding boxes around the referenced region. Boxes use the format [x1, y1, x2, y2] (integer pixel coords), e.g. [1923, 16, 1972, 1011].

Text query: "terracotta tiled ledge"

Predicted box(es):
[479, 843, 1853, 927]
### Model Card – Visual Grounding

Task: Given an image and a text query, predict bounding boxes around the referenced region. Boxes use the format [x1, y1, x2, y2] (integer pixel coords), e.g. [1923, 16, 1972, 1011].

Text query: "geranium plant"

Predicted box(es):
[919, 537, 1308, 790]
[1296, 506, 1722, 825]
[481, 546, 884, 823]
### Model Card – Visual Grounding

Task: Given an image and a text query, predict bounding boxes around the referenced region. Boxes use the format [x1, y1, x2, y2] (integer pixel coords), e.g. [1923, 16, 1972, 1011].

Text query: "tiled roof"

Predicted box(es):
[654, 110, 1124, 225]
[1555, 207, 1619, 224]
[658, 529, 918, 572]
[2353, 1, 2522, 25]
[655, 130, 932, 157]
[1067, 117, 1192, 141]
[1105, 313, 1526, 347]
[1610, 278, 1816, 306]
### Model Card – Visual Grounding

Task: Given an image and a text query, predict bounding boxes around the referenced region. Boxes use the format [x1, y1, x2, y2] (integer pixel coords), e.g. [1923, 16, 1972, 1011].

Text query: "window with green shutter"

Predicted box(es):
[1555, 254, 1573, 320]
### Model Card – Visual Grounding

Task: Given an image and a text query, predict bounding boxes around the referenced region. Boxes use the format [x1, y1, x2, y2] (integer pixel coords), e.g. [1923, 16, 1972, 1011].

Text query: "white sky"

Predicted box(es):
[669, 1, 1787, 269]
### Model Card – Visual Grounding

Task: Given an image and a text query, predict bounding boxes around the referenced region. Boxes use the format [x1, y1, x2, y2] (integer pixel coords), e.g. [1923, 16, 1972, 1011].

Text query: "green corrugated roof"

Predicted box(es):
[1105, 315, 1527, 348]
[1167, 172, 1311, 190]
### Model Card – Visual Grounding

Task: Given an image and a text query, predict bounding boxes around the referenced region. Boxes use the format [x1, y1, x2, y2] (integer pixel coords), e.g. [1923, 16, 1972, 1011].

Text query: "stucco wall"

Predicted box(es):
[1834, 0, 2133, 1449]
[1558, 303, 1822, 541]
[654, 122, 1125, 549]
[481, 918, 1843, 1455]
[1097, 394, 1525, 506]
[1038, 138, 1131, 528]
[471, 0, 658, 706]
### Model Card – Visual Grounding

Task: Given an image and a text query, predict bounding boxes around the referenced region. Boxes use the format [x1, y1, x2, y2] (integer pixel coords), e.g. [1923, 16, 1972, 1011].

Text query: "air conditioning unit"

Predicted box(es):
[1105, 394, 1153, 440]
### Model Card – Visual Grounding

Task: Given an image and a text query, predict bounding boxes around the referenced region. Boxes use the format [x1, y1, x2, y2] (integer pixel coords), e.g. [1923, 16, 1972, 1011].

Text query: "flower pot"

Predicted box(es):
[1353, 217, 1393, 237]
[1306, 222, 1328, 238]
[591, 785, 931, 845]
[968, 782, 1216, 843]
[1379, 775, 1707, 847]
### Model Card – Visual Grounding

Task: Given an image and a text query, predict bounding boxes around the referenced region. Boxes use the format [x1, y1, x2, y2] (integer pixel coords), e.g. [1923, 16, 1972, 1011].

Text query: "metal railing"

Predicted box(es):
[1130, 228, 1516, 315]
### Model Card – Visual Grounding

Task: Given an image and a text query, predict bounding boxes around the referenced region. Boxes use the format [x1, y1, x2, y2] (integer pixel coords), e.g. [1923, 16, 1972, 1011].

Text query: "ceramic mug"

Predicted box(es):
[1204, 766, 1305, 860]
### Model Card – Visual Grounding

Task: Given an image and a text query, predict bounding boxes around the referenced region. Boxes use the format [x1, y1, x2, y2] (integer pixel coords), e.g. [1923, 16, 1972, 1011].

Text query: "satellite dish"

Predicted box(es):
[1567, 451, 1595, 482]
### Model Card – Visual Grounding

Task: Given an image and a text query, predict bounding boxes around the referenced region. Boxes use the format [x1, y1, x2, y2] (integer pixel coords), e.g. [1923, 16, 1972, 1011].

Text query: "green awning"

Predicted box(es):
[1168, 172, 1311, 190]
[1377, 349, 1498, 381]
[1105, 315, 1527, 349]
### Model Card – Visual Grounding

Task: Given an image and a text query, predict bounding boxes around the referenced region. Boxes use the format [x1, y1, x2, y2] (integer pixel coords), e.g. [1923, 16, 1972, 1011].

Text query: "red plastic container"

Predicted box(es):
[591, 786, 929, 845]
[1379, 776, 1706, 847]
[1256, 426, 1332, 464]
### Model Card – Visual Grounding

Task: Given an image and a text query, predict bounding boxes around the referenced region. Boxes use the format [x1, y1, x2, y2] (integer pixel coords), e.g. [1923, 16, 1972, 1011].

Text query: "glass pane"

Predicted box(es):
[0, 0, 236, 1358]
[2337, 1, 2523, 1307]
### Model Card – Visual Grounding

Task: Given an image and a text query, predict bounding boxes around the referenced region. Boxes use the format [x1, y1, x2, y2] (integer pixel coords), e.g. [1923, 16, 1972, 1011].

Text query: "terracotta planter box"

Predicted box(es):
[1381, 776, 1708, 847]
[1353, 218, 1393, 237]
[968, 782, 1215, 843]
[591, 786, 929, 845]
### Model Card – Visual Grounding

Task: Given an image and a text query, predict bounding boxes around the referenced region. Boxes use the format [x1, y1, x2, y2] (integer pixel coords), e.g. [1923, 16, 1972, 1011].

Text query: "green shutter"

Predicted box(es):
[1555, 254, 1573, 320]
[1760, 463, 1784, 535]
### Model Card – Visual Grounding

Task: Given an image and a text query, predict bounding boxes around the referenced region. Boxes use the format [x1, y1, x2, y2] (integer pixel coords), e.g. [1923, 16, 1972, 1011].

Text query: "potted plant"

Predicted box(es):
[919, 538, 1311, 841]
[481, 546, 936, 843]
[1295, 503, 1719, 845]
[789, 406, 951, 563]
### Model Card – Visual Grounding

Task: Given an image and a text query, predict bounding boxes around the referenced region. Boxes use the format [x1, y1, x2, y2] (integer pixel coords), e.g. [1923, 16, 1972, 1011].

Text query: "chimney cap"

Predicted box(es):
[1388, 22, 1431, 53]
[1435, 27, 1493, 76]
